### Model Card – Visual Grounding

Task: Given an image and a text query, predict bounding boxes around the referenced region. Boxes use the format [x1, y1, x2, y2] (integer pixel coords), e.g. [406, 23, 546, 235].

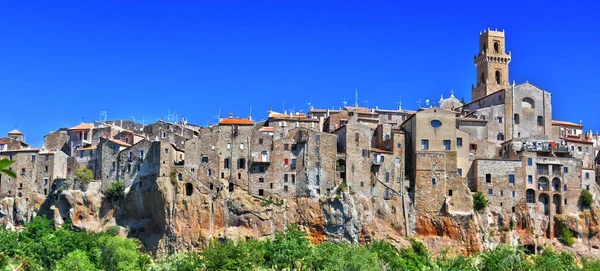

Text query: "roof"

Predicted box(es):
[457, 117, 488, 122]
[259, 127, 274, 132]
[68, 123, 94, 131]
[552, 120, 583, 128]
[218, 118, 254, 125]
[561, 137, 593, 145]
[79, 146, 97, 151]
[0, 148, 41, 153]
[371, 147, 393, 154]
[8, 129, 23, 135]
[108, 138, 132, 147]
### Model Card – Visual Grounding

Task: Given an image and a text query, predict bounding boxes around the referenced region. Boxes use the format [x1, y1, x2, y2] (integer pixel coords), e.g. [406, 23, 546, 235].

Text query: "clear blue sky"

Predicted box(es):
[1, 1, 598, 147]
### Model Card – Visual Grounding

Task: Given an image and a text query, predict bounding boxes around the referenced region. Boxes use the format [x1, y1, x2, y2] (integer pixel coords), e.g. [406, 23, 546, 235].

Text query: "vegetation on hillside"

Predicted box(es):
[1, 216, 600, 270]
[580, 190, 594, 209]
[473, 191, 488, 212]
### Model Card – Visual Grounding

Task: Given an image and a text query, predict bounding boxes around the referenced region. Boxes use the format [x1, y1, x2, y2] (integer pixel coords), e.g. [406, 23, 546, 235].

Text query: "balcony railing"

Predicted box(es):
[251, 153, 270, 164]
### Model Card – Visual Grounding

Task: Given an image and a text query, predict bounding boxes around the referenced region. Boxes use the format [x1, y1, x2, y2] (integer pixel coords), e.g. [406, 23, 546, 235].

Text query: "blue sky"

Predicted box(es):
[1, 1, 598, 147]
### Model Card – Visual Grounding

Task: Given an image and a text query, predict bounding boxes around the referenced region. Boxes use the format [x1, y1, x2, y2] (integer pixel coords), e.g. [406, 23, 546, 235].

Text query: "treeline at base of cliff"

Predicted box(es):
[2, 216, 600, 271]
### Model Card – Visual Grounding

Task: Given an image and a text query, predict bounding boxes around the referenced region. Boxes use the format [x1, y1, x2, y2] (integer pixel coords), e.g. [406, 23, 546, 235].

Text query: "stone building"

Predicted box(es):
[96, 138, 132, 189]
[0, 130, 30, 151]
[471, 28, 511, 101]
[402, 107, 473, 215]
[43, 128, 70, 154]
[67, 123, 95, 156]
[143, 120, 198, 150]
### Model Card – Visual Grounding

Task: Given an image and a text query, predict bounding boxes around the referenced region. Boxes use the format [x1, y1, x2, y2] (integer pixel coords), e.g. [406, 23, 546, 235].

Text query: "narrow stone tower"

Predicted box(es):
[471, 28, 511, 101]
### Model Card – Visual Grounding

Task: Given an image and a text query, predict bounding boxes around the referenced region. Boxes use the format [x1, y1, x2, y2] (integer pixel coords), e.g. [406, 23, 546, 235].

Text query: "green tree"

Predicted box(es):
[560, 227, 575, 247]
[311, 242, 379, 271]
[94, 235, 144, 271]
[55, 250, 99, 271]
[74, 168, 94, 186]
[473, 192, 488, 212]
[0, 159, 16, 179]
[580, 190, 594, 208]
[477, 245, 530, 271]
[264, 224, 313, 270]
[105, 181, 125, 199]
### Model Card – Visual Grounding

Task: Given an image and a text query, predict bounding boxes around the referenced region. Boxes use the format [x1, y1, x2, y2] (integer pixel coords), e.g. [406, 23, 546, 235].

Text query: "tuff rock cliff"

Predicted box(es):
[2, 178, 600, 259]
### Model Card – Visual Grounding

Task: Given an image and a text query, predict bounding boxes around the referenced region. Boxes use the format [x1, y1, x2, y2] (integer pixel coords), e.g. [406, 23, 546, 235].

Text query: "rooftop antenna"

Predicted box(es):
[397, 97, 402, 110]
[214, 107, 221, 123]
[249, 105, 252, 119]
[417, 98, 422, 108]
[343, 97, 347, 107]
[450, 89, 455, 97]
[354, 89, 358, 107]
[364, 100, 369, 109]
[100, 111, 107, 123]
[425, 99, 430, 107]
[307, 94, 313, 110]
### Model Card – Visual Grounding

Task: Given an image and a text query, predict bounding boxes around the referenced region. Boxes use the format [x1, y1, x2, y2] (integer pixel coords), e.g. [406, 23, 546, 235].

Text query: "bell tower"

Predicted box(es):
[471, 27, 511, 101]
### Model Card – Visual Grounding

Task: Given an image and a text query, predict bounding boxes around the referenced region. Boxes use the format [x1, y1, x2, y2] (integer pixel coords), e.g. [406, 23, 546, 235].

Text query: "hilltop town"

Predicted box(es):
[1, 28, 600, 257]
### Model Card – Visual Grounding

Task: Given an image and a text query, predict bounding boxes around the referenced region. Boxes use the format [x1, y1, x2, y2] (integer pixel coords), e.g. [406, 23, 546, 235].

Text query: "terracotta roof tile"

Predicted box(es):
[108, 138, 132, 147]
[371, 147, 393, 154]
[80, 146, 97, 151]
[260, 127, 274, 132]
[68, 123, 94, 131]
[219, 118, 254, 125]
[552, 120, 583, 128]
[561, 137, 593, 144]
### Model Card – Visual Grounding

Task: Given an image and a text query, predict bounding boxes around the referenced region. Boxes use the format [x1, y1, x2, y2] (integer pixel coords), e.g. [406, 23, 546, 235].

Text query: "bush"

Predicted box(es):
[473, 192, 487, 212]
[107, 226, 121, 236]
[74, 168, 94, 185]
[580, 190, 594, 208]
[561, 227, 575, 247]
[105, 181, 125, 199]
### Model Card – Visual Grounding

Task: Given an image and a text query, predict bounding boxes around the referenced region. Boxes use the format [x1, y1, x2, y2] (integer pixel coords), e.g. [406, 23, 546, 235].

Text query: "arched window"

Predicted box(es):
[552, 178, 561, 192]
[494, 42, 500, 53]
[539, 193, 550, 215]
[495, 70, 502, 84]
[538, 177, 549, 191]
[185, 183, 193, 196]
[526, 189, 535, 203]
[482, 43, 487, 53]
[177, 173, 183, 181]
[522, 97, 535, 109]
[514, 114, 520, 124]
[553, 194, 562, 214]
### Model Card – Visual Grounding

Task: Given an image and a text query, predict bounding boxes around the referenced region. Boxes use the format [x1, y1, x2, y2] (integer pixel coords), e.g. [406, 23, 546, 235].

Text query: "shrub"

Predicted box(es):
[561, 227, 575, 247]
[580, 190, 594, 208]
[74, 168, 94, 185]
[107, 226, 121, 236]
[473, 192, 487, 212]
[105, 181, 125, 200]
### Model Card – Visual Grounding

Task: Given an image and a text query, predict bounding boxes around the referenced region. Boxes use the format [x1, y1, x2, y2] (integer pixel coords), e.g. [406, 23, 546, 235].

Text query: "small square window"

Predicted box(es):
[421, 140, 429, 150]
[488, 189, 493, 195]
[486, 174, 492, 183]
[457, 168, 463, 176]
[456, 138, 463, 147]
[564, 167, 569, 173]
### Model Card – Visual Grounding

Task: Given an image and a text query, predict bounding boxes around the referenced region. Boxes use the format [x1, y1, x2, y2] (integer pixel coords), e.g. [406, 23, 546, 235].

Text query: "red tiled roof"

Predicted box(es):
[561, 137, 593, 144]
[80, 146, 97, 151]
[219, 118, 254, 125]
[68, 123, 94, 131]
[552, 120, 583, 128]
[108, 138, 132, 147]
[260, 127, 274, 132]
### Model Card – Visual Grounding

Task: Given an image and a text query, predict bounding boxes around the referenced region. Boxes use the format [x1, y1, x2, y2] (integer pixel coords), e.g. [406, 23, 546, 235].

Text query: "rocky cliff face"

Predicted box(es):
[3, 179, 600, 258]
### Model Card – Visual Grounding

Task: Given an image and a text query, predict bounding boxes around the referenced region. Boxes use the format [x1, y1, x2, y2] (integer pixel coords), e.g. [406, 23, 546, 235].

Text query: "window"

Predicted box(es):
[291, 174, 295, 184]
[528, 175, 532, 183]
[448, 190, 453, 196]
[20, 168, 25, 175]
[31, 155, 36, 161]
[385, 172, 390, 182]
[202, 157, 209, 163]
[495, 70, 501, 84]
[316, 135, 320, 142]
[486, 174, 492, 183]
[226, 143, 231, 150]
[238, 159, 246, 169]
[493, 41, 499, 53]
[514, 114, 520, 124]
[140, 150, 144, 159]
[563, 184, 567, 191]
[385, 135, 390, 140]
[457, 168, 463, 176]
[316, 162, 320, 168]
[113, 146, 118, 154]
[443, 140, 451, 150]
[284, 158, 289, 165]
[481, 115, 486, 120]
[395, 157, 400, 166]
[430, 120, 442, 128]
[259, 138, 263, 145]
[488, 189, 493, 195]
[500, 190, 504, 196]
[537, 116, 544, 126]
[259, 178, 264, 183]
[224, 158, 230, 169]
[432, 178, 436, 185]
[164, 148, 168, 154]
[240, 143, 244, 150]
[512, 191, 516, 197]
[284, 185, 288, 192]
[456, 138, 463, 147]
[354, 132, 360, 142]
[316, 146, 320, 154]
[421, 140, 429, 150]
[586, 185, 590, 191]
[564, 167, 568, 173]
[44, 166, 48, 172]
[528, 158, 532, 166]
[509, 174, 515, 184]
[397, 143, 402, 148]
[564, 199, 567, 205]
[497, 133, 504, 141]
[284, 144, 289, 150]
[177, 173, 182, 180]
[362, 150, 369, 158]
[45, 155, 49, 161]
[279, 133, 283, 139]
[316, 175, 320, 185]
[498, 117, 503, 123]
[388, 114, 392, 121]
[161, 131, 166, 138]
[284, 174, 288, 182]
[258, 189, 264, 196]
[470, 144, 477, 152]
[127, 164, 131, 173]
[586, 172, 590, 179]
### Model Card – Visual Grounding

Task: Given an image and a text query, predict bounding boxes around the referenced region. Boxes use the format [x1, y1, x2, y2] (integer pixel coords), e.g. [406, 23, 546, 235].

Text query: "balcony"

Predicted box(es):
[555, 146, 569, 153]
[251, 152, 271, 164]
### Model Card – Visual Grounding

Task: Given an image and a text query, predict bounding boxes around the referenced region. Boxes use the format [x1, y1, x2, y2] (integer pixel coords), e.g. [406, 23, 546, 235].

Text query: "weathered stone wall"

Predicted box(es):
[473, 159, 524, 213]
[43, 129, 70, 153]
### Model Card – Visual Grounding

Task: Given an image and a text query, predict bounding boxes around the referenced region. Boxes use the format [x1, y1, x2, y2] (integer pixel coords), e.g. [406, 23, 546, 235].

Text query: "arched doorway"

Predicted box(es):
[538, 177, 549, 191]
[539, 193, 550, 215]
[552, 178, 561, 192]
[553, 194, 562, 214]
